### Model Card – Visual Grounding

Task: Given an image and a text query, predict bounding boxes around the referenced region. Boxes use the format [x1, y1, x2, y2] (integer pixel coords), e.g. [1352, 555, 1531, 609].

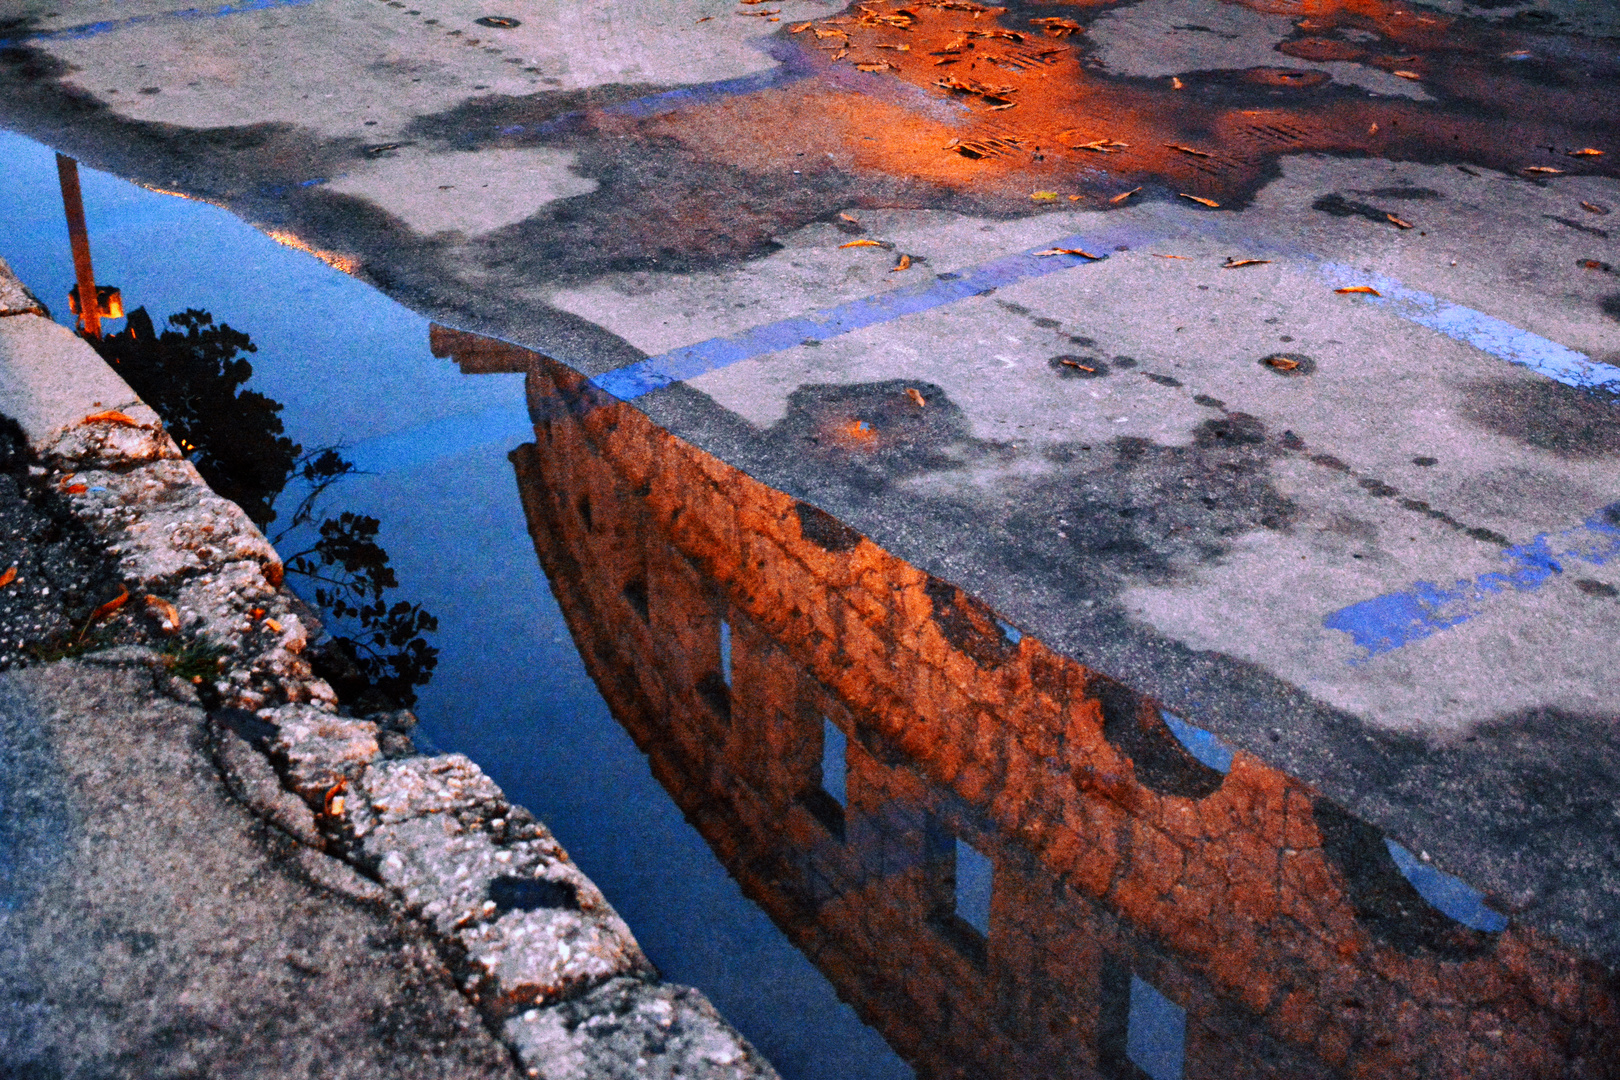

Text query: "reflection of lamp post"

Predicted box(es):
[55, 153, 120, 339]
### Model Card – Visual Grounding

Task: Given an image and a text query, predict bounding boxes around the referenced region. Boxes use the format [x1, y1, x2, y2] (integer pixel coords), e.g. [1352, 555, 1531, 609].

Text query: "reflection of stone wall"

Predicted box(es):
[431, 326, 1620, 1080]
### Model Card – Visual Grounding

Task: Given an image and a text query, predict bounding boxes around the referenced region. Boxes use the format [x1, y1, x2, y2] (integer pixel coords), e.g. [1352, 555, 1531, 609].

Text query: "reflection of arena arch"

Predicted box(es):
[433, 324, 1620, 1080]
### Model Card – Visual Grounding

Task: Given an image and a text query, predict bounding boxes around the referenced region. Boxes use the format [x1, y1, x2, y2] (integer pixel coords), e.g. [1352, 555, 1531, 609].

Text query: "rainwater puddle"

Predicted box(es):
[4, 128, 1614, 1079]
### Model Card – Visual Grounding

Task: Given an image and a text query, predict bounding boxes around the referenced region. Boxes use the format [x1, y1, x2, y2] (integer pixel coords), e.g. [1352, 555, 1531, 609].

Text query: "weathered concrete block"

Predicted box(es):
[365, 813, 650, 1004]
[0, 255, 47, 317]
[0, 313, 148, 453]
[503, 977, 781, 1080]
[66, 459, 282, 586]
[355, 753, 510, 834]
[48, 408, 182, 468]
[266, 704, 379, 805]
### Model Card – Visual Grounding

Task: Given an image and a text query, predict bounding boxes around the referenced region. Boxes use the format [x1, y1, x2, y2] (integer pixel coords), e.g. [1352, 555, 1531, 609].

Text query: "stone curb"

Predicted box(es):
[0, 256, 781, 1080]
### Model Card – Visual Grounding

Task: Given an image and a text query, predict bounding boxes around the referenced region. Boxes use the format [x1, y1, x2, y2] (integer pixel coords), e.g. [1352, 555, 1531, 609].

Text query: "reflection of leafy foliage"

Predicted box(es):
[86, 309, 438, 705]
[281, 512, 439, 705]
[93, 307, 296, 527]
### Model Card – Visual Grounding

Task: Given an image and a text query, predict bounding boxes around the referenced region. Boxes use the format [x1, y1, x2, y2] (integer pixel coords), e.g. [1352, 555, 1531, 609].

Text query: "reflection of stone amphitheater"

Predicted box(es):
[436, 324, 1620, 1080]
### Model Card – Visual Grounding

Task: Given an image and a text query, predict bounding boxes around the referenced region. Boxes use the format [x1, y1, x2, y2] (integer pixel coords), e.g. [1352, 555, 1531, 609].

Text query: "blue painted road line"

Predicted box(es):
[590, 242, 1115, 401]
[0, 0, 319, 47]
[1316, 263, 1620, 394]
[1323, 503, 1620, 662]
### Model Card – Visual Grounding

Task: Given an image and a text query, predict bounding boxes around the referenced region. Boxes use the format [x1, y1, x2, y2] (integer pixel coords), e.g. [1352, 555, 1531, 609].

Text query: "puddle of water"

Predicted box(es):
[0, 129, 910, 1080]
[6, 125, 1618, 1078]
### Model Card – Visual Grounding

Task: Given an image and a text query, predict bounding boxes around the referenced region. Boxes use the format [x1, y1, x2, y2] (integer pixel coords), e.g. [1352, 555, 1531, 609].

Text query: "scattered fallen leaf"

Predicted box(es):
[1335, 285, 1382, 296]
[1058, 358, 1096, 372]
[1223, 257, 1271, 268]
[875, 43, 910, 50]
[1568, 148, 1604, 157]
[840, 238, 885, 248]
[891, 254, 912, 271]
[987, 101, 1016, 110]
[65, 483, 88, 494]
[81, 409, 140, 427]
[324, 778, 347, 817]
[1031, 191, 1059, 201]
[789, 20, 811, 32]
[264, 617, 283, 634]
[905, 387, 927, 407]
[831, 48, 847, 60]
[1179, 193, 1220, 208]
[90, 587, 130, 625]
[696, 15, 712, 21]
[854, 60, 897, 72]
[1167, 144, 1211, 157]
[814, 27, 845, 39]
[839, 211, 860, 222]
[1068, 194, 1081, 201]
[1523, 166, 1563, 174]
[1264, 355, 1301, 371]
[1171, 76, 1184, 89]
[1034, 247, 1102, 259]
[1386, 213, 1414, 228]
[143, 594, 179, 633]
[0, 566, 15, 589]
[1392, 70, 1421, 80]
[1072, 138, 1128, 153]
[1152, 253, 1190, 260]
[735, 7, 780, 14]
[1030, 16, 1084, 37]
[1110, 186, 1142, 204]
[249, 607, 266, 620]
[1581, 201, 1611, 214]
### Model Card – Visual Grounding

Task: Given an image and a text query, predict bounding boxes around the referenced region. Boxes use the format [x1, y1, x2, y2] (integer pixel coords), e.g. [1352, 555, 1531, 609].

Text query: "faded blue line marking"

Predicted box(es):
[1318, 263, 1620, 393]
[0, 0, 318, 47]
[591, 243, 1113, 401]
[1386, 840, 1509, 933]
[1324, 503, 1620, 661]
[342, 402, 533, 475]
[1162, 711, 1234, 775]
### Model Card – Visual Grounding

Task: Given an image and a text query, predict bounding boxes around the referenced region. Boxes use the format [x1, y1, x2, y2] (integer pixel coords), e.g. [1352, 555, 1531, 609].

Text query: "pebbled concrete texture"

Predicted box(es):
[0, 658, 520, 1080]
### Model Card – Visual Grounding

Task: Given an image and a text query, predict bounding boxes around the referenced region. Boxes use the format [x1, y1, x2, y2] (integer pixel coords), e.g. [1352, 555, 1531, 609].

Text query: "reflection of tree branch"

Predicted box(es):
[85, 308, 439, 705]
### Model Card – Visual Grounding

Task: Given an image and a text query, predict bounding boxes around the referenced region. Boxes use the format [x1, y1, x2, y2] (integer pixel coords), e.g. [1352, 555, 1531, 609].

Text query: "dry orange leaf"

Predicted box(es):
[1265, 355, 1301, 371]
[81, 409, 140, 427]
[143, 594, 180, 633]
[1034, 248, 1102, 259]
[1392, 70, 1421, 80]
[1523, 166, 1563, 175]
[854, 61, 897, 72]
[1335, 285, 1382, 296]
[891, 254, 913, 271]
[65, 484, 88, 494]
[90, 587, 130, 624]
[1072, 139, 1128, 153]
[875, 43, 910, 51]
[1179, 193, 1220, 208]
[0, 566, 15, 589]
[1386, 213, 1414, 228]
[839, 212, 860, 222]
[1058, 358, 1096, 372]
[840, 239, 884, 248]
[1171, 76, 1184, 89]
[1110, 186, 1142, 204]
[905, 387, 927, 407]
[1568, 148, 1604, 156]
[1167, 144, 1211, 157]
[790, 21, 812, 32]
[1068, 195, 1081, 201]
[1223, 257, 1271, 268]
[1581, 201, 1611, 215]
[264, 617, 284, 634]
[1152, 253, 1190, 260]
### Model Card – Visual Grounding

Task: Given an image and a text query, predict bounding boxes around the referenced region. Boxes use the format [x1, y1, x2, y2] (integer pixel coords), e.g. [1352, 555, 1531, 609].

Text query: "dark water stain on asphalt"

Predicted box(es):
[1460, 377, 1620, 458]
